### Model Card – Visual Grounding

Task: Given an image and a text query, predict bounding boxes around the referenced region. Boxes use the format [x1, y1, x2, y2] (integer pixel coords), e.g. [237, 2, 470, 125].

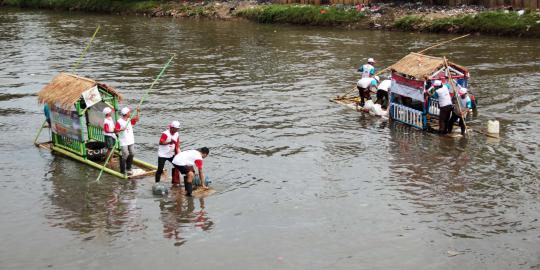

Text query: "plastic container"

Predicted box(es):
[487, 120, 500, 134]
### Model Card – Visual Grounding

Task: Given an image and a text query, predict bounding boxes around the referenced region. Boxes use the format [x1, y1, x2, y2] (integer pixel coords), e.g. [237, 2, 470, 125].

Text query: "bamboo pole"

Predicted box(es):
[94, 54, 176, 183]
[417, 34, 470, 54]
[338, 34, 470, 99]
[70, 25, 101, 74]
[33, 119, 47, 145]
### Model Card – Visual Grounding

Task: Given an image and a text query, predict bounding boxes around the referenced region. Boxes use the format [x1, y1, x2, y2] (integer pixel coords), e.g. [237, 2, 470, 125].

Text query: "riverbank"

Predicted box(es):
[2, 0, 539, 37]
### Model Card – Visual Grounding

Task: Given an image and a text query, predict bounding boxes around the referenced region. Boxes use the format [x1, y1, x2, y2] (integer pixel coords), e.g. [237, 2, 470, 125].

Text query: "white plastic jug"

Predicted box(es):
[487, 120, 500, 134]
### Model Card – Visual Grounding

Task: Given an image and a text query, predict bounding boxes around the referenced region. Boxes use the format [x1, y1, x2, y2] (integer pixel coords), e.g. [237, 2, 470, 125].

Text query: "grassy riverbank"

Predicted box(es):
[236, 4, 366, 26]
[394, 10, 540, 37]
[2, 0, 539, 37]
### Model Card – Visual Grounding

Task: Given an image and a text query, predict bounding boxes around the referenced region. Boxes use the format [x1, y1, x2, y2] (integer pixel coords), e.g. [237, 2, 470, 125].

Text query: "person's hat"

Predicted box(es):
[374, 75, 380, 82]
[121, 107, 130, 115]
[102, 107, 112, 114]
[433, 80, 442, 87]
[367, 58, 375, 63]
[170, 121, 180, 129]
[459, 88, 468, 95]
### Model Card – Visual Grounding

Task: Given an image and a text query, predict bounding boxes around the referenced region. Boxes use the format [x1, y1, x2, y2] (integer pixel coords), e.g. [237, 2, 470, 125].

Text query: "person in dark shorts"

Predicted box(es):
[102, 107, 116, 166]
[172, 147, 210, 196]
[155, 121, 180, 183]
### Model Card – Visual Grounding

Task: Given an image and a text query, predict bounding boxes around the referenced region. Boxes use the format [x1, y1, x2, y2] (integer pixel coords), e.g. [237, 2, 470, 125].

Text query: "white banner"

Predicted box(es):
[82, 85, 102, 108]
[390, 80, 424, 102]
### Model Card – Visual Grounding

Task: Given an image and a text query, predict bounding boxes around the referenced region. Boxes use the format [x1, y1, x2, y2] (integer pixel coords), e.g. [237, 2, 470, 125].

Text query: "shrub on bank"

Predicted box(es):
[237, 4, 365, 26]
[1, 0, 172, 13]
[393, 15, 424, 31]
[429, 11, 540, 36]
[394, 10, 540, 37]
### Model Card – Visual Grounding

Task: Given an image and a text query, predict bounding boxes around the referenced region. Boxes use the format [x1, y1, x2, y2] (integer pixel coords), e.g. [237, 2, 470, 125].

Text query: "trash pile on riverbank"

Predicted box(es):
[2, 0, 539, 37]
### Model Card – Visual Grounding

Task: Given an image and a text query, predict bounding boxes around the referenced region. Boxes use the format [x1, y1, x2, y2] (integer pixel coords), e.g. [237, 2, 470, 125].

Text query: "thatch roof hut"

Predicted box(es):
[38, 73, 122, 109]
[389, 53, 468, 80]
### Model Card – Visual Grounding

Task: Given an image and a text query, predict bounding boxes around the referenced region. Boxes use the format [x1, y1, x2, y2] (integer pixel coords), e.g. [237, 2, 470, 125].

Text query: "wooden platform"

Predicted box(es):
[36, 141, 157, 179]
[168, 185, 216, 198]
[330, 97, 388, 118]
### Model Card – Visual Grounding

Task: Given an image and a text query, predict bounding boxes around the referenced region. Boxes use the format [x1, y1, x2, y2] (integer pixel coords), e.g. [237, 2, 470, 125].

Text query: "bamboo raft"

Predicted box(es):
[35, 73, 158, 179]
[35, 140, 157, 179]
[330, 96, 388, 118]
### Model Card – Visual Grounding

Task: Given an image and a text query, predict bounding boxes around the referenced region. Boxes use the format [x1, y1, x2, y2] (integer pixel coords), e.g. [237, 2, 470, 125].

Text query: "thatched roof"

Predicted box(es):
[389, 53, 468, 79]
[38, 73, 122, 109]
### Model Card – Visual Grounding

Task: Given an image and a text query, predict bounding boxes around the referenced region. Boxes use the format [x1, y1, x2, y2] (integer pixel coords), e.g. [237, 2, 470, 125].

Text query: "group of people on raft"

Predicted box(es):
[101, 106, 209, 196]
[356, 57, 474, 136]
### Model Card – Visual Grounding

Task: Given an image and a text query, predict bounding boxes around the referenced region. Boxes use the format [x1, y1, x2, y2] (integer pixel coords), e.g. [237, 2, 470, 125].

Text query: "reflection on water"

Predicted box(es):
[159, 190, 214, 246]
[45, 156, 143, 237]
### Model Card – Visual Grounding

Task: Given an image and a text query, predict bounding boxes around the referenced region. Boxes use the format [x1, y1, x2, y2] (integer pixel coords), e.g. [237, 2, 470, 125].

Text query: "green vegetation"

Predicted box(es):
[2, 0, 158, 12]
[393, 15, 424, 31]
[237, 4, 366, 26]
[0, 0, 213, 16]
[394, 11, 540, 37]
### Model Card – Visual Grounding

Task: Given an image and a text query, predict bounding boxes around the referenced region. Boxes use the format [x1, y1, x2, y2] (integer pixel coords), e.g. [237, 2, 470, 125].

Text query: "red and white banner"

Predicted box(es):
[390, 75, 425, 102]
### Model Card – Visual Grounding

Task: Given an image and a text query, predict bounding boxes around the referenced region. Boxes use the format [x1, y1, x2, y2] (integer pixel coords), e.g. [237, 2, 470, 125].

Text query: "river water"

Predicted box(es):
[0, 8, 539, 270]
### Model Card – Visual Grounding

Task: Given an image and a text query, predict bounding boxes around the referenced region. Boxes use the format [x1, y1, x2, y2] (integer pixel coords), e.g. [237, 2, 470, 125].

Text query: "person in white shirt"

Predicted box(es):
[356, 76, 379, 107]
[102, 107, 116, 167]
[448, 88, 472, 135]
[358, 58, 376, 79]
[115, 107, 140, 175]
[155, 121, 181, 183]
[375, 78, 391, 109]
[428, 80, 453, 134]
[172, 148, 210, 196]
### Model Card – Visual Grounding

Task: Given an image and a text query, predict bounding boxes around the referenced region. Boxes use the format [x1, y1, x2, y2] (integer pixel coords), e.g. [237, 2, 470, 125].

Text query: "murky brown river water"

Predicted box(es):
[1, 8, 539, 270]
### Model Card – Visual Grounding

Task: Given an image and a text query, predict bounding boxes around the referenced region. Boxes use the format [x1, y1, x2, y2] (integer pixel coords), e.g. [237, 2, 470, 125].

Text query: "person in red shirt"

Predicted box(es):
[102, 107, 116, 167]
[115, 107, 140, 175]
[155, 121, 181, 183]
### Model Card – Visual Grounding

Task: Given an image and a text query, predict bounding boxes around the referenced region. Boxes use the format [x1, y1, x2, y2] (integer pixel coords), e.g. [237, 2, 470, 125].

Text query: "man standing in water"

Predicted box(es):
[447, 88, 472, 136]
[155, 121, 181, 183]
[172, 147, 210, 197]
[358, 58, 376, 78]
[102, 107, 116, 167]
[429, 80, 453, 134]
[115, 107, 140, 175]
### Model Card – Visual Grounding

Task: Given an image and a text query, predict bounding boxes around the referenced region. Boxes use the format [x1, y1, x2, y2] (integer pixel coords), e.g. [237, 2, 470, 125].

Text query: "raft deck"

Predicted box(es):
[36, 141, 157, 179]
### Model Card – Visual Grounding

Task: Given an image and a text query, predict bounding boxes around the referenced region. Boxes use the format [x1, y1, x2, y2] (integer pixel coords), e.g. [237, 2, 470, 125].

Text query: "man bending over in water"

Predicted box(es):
[172, 147, 210, 196]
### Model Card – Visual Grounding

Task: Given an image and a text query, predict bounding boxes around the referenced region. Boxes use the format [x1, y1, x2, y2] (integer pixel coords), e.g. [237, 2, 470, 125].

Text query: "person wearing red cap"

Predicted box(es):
[115, 107, 140, 175]
[155, 121, 181, 183]
[102, 107, 116, 167]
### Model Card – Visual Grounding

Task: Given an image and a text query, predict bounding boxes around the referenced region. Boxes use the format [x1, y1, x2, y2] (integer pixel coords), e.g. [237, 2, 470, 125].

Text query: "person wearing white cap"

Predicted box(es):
[102, 107, 116, 167]
[155, 121, 181, 183]
[428, 80, 453, 134]
[358, 58, 376, 79]
[447, 87, 472, 135]
[114, 107, 140, 175]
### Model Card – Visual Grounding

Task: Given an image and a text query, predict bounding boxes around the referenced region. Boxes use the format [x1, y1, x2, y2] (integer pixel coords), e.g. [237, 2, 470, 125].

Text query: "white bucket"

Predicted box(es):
[487, 120, 500, 134]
